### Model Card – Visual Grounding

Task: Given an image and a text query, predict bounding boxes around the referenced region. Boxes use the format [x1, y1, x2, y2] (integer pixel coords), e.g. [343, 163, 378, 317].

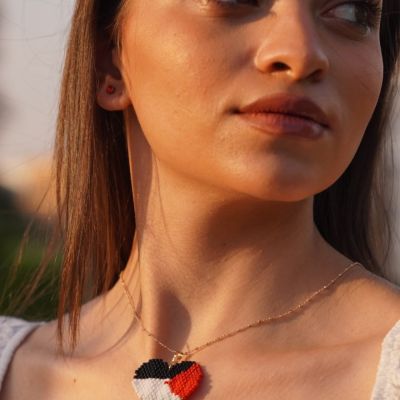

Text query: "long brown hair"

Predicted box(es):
[32, 0, 400, 349]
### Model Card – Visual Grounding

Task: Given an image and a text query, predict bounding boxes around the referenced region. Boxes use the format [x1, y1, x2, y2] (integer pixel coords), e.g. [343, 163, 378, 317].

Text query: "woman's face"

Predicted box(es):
[117, 0, 383, 201]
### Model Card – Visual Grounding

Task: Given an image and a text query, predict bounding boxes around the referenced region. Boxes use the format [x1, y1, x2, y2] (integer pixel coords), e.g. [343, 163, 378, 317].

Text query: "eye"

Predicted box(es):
[198, 0, 260, 9]
[324, 1, 382, 34]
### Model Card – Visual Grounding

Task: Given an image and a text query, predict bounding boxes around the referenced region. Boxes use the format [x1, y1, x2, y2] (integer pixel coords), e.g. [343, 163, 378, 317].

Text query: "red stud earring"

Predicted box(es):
[106, 85, 116, 95]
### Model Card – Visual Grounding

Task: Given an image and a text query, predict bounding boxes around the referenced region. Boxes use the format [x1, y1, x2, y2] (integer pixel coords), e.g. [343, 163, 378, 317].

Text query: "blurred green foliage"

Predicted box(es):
[0, 185, 61, 321]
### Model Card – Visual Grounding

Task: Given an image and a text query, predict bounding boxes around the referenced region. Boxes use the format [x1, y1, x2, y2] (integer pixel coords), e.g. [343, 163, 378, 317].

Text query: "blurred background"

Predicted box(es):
[0, 1, 399, 320]
[0, 0, 74, 319]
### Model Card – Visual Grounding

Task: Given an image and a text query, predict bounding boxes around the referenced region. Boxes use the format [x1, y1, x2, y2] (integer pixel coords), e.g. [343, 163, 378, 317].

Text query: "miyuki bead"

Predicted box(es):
[133, 359, 203, 399]
[106, 85, 116, 95]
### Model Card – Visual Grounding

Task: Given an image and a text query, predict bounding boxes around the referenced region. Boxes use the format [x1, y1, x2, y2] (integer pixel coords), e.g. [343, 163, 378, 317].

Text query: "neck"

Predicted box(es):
[103, 116, 353, 360]
[116, 166, 349, 360]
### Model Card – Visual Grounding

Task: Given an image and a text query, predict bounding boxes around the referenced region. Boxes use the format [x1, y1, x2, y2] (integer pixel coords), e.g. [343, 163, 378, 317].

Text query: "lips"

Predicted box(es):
[236, 94, 330, 139]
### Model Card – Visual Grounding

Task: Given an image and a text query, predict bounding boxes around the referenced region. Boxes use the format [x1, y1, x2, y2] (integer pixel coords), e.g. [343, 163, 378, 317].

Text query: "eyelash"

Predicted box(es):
[201, 0, 382, 30]
[338, 1, 383, 30]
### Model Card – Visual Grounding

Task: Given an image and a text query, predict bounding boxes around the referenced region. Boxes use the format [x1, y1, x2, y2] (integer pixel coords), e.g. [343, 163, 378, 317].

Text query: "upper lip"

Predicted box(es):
[236, 94, 330, 128]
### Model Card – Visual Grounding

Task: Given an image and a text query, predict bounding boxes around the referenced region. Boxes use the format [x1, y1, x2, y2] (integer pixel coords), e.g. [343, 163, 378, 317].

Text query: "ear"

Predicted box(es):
[96, 45, 131, 111]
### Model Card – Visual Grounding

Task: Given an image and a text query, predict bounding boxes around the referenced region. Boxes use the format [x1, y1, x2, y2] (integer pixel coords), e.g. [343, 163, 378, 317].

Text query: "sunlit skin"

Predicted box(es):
[3, 1, 400, 399]
[114, 0, 383, 203]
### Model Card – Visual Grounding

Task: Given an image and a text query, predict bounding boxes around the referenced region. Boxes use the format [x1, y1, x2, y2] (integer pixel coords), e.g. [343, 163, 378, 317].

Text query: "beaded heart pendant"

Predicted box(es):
[132, 359, 203, 399]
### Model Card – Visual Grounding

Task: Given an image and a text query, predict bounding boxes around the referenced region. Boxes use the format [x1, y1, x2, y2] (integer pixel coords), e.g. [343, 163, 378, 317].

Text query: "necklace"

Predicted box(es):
[120, 260, 360, 400]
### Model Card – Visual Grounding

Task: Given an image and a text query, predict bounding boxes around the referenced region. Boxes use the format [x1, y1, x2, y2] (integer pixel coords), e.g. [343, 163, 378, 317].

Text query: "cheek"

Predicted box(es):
[334, 40, 383, 145]
[120, 5, 230, 171]
[325, 40, 383, 180]
[301, 44, 384, 199]
[119, 4, 385, 202]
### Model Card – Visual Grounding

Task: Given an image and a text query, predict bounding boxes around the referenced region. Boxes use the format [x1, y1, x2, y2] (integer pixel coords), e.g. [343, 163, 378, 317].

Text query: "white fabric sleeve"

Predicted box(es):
[371, 320, 400, 399]
[0, 316, 42, 392]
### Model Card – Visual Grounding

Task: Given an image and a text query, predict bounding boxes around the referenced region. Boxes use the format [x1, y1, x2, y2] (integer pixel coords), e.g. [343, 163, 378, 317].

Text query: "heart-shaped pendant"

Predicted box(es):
[132, 359, 203, 399]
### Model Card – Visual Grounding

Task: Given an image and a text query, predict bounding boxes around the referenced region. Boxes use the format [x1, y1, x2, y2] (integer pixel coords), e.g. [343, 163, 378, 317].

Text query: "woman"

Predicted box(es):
[0, 0, 399, 398]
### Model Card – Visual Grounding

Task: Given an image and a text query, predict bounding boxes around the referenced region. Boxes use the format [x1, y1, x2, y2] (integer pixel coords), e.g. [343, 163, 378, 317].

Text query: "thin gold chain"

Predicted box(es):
[119, 261, 360, 360]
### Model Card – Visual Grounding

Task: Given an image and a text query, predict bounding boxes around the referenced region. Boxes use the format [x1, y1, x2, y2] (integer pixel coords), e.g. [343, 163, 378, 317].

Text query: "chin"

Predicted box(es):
[228, 173, 335, 203]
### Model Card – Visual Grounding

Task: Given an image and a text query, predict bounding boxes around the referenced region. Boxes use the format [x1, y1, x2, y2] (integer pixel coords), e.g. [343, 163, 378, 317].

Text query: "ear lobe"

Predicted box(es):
[96, 46, 131, 111]
[96, 77, 131, 111]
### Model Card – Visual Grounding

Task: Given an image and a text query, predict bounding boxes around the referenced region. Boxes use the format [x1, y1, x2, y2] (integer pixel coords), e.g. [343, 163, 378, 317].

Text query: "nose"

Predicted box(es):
[253, 6, 329, 83]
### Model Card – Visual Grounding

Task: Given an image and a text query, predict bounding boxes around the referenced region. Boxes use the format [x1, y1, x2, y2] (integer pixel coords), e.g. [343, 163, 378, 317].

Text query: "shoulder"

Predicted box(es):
[348, 268, 400, 398]
[340, 267, 400, 324]
[0, 316, 43, 392]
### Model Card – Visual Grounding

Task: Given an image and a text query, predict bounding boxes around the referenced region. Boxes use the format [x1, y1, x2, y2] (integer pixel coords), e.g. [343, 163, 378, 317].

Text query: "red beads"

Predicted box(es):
[106, 85, 116, 95]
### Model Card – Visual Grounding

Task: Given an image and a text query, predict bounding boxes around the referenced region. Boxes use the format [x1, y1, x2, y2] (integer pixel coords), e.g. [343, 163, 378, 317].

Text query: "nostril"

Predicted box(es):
[272, 62, 289, 72]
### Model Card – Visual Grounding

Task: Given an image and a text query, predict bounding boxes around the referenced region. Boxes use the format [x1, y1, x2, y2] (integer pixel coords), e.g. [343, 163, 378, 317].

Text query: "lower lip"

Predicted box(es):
[237, 112, 326, 139]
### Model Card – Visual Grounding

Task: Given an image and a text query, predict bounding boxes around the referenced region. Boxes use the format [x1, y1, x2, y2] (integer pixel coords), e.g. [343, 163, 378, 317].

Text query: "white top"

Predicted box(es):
[0, 316, 399, 398]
